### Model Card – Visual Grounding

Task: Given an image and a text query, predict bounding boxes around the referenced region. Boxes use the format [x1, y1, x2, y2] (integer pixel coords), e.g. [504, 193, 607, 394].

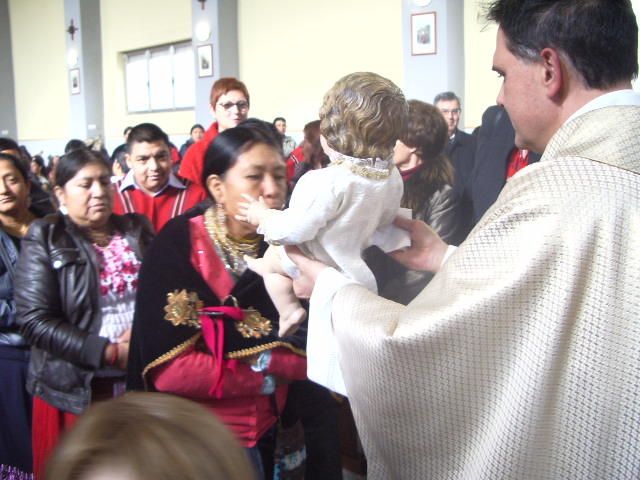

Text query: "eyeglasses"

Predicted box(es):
[218, 101, 249, 111]
[439, 108, 461, 115]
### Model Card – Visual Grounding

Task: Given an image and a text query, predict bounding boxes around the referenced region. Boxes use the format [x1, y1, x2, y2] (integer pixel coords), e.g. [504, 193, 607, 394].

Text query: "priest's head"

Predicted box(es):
[487, 0, 638, 153]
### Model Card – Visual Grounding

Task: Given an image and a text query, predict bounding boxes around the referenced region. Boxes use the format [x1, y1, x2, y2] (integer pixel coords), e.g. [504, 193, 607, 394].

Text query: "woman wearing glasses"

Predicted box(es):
[178, 77, 250, 191]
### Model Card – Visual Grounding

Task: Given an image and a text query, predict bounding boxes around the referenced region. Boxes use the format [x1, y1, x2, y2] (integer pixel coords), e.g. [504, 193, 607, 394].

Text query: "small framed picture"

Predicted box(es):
[411, 12, 437, 56]
[197, 44, 213, 77]
[69, 68, 81, 95]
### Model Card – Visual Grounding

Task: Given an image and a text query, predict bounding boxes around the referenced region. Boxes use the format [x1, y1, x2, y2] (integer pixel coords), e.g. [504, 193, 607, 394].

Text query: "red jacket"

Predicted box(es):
[178, 122, 219, 186]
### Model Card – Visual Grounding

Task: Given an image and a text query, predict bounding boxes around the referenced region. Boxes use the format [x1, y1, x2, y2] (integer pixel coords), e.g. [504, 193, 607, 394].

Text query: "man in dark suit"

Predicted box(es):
[434, 91, 475, 239]
[471, 105, 542, 225]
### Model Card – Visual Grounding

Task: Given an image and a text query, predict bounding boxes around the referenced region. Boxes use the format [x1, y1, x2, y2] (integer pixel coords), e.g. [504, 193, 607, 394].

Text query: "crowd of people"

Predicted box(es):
[0, 0, 638, 479]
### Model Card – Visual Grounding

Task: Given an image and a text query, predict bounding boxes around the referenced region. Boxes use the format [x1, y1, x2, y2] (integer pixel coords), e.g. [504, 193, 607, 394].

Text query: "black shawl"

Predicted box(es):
[126, 209, 306, 391]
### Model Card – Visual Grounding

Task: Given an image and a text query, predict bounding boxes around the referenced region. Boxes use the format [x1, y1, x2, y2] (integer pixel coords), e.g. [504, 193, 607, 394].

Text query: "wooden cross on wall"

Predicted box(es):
[67, 19, 78, 40]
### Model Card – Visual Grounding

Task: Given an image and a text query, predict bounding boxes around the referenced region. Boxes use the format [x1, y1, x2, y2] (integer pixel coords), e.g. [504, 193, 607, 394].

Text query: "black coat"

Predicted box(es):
[15, 212, 154, 414]
[126, 209, 306, 392]
[444, 129, 476, 241]
[471, 106, 542, 224]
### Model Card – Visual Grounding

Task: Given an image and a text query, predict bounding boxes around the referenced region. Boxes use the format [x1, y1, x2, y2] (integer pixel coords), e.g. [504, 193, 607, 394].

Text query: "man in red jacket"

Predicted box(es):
[113, 123, 206, 232]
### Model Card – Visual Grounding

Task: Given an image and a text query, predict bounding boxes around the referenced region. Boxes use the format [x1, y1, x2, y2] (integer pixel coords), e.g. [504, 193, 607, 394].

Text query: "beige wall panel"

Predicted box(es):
[101, 0, 193, 138]
[10, 0, 69, 141]
[238, 0, 403, 134]
[463, 1, 499, 130]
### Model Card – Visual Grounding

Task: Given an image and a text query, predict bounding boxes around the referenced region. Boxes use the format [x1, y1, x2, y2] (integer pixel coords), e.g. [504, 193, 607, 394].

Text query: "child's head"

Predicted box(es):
[45, 393, 255, 480]
[319, 72, 408, 160]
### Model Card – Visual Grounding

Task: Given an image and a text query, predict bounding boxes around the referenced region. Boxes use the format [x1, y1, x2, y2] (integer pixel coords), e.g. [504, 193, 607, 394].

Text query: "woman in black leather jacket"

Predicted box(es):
[0, 152, 39, 480]
[14, 148, 154, 478]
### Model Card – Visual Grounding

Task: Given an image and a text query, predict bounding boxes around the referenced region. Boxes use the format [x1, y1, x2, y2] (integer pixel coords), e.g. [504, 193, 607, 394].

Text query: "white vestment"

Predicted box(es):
[309, 93, 640, 478]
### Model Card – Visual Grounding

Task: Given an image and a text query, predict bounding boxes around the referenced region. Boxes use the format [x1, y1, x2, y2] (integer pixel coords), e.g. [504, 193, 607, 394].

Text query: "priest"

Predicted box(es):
[289, 0, 640, 478]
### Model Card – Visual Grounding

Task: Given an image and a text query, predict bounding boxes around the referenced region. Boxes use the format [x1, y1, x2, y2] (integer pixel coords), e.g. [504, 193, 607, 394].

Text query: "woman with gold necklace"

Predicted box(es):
[127, 122, 308, 479]
[14, 148, 154, 478]
[0, 152, 38, 480]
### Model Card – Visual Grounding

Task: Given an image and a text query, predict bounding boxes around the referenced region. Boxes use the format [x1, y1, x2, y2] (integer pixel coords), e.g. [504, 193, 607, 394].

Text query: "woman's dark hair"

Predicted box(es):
[32, 155, 45, 169]
[201, 119, 282, 190]
[486, 0, 638, 89]
[400, 100, 454, 214]
[0, 137, 20, 153]
[0, 152, 30, 183]
[190, 124, 205, 134]
[55, 148, 110, 188]
[302, 120, 329, 169]
[64, 139, 87, 154]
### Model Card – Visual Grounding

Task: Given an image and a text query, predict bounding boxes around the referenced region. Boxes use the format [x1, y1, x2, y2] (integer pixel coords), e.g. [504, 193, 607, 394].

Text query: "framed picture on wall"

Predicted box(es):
[197, 44, 213, 77]
[69, 68, 81, 95]
[411, 12, 437, 55]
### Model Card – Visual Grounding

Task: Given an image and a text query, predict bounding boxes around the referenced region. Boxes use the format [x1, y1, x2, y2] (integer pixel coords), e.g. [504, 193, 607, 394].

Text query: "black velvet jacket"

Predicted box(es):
[126, 209, 306, 392]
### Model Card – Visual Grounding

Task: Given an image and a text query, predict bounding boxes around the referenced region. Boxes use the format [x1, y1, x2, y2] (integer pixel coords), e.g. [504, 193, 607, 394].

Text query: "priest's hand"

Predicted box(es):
[390, 216, 449, 273]
[285, 246, 328, 299]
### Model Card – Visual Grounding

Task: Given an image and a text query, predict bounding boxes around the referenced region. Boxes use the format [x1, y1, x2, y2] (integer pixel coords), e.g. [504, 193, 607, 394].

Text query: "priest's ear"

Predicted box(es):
[205, 174, 226, 204]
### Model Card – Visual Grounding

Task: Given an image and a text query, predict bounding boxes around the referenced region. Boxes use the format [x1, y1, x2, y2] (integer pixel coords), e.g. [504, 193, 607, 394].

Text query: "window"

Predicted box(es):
[124, 42, 195, 113]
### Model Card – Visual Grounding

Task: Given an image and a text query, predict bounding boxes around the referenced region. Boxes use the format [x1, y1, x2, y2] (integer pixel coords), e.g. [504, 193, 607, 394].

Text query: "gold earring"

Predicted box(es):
[216, 203, 226, 224]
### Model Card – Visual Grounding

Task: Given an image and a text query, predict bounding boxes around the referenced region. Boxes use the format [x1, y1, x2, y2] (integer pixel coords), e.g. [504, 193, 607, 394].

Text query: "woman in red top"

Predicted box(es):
[178, 77, 250, 191]
[127, 120, 306, 478]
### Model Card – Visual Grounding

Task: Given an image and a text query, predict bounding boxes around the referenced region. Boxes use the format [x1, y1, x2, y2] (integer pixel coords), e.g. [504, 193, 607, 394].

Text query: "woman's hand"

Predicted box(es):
[115, 342, 129, 370]
[115, 329, 131, 370]
[285, 246, 329, 299]
[390, 216, 449, 273]
[236, 194, 269, 226]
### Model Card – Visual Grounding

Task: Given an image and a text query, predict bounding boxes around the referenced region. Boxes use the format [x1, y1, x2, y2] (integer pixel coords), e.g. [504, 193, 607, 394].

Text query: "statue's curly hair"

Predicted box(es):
[319, 72, 408, 159]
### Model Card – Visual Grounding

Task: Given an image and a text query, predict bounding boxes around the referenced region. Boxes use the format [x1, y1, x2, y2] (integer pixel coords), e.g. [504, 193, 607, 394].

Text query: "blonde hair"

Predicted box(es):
[319, 72, 408, 159]
[45, 393, 256, 480]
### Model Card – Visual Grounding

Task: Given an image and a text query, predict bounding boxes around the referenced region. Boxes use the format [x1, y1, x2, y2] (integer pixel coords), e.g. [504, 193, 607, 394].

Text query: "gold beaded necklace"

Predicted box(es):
[204, 206, 260, 276]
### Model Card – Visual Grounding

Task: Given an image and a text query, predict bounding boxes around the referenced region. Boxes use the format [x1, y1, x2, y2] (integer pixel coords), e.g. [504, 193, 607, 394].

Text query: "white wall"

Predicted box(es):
[237, 0, 403, 135]
[100, 0, 193, 146]
[9, 0, 69, 143]
[9, 0, 640, 155]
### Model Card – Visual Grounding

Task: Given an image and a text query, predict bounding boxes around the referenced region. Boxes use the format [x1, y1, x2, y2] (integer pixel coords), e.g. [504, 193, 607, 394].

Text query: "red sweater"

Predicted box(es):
[112, 179, 207, 233]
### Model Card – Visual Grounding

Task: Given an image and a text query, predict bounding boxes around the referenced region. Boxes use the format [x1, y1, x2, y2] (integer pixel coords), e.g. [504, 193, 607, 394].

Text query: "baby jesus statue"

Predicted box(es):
[237, 72, 409, 336]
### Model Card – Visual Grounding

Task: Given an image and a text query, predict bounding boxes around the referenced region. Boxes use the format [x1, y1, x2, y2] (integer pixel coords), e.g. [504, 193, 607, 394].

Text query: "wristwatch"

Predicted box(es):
[261, 374, 276, 395]
[251, 350, 272, 373]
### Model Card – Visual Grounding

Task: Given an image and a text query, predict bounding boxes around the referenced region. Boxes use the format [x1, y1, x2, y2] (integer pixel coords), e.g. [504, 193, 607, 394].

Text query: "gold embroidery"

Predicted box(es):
[330, 156, 392, 180]
[141, 333, 202, 390]
[235, 308, 273, 338]
[164, 290, 203, 327]
[226, 341, 307, 360]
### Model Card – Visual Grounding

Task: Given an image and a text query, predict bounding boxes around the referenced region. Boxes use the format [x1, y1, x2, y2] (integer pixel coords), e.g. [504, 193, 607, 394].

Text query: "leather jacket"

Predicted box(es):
[15, 212, 154, 414]
[0, 229, 24, 347]
[414, 184, 465, 246]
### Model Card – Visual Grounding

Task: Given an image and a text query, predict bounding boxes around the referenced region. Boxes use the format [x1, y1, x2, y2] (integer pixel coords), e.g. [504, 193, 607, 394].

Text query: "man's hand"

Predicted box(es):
[285, 246, 328, 299]
[390, 216, 449, 273]
[236, 194, 269, 226]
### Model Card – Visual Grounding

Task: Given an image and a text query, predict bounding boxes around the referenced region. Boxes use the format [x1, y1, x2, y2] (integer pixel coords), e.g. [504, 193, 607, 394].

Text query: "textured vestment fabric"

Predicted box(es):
[318, 104, 640, 478]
